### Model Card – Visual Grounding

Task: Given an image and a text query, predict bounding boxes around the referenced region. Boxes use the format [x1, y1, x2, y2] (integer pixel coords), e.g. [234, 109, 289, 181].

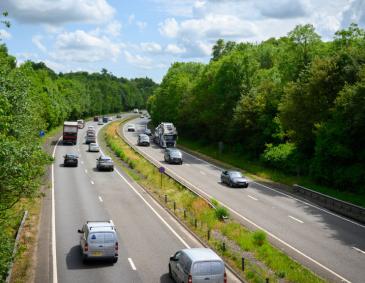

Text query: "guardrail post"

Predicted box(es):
[207, 229, 210, 241]
[241, 256, 245, 271]
[222, 242, 226, 252]
[194, 219, 197, 228]
[184, 209, 186, 219]
[164, 194, 167, 204]
[266, 278, 269, 283]
[173, 201, 176, 212]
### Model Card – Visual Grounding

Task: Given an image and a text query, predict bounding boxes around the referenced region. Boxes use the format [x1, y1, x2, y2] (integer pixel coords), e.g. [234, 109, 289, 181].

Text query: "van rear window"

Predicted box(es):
[89, 232, 114, 244]
[192, 261, 224, 276]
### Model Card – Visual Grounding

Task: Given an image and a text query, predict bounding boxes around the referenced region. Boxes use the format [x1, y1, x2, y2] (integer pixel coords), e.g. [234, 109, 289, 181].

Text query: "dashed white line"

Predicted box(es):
[91, 180, 94, 185]
[289, 215, 304, 224]
[84, 169, 88, 174]
[353, 247, 365, 255]
[185, 163, 191, 167]
[200, 171, 206, 175]
[98, 196, 103, 202]
[247, 195, 258, 201]
[128, 258, 137, 270]
[81, 161, 84, 165]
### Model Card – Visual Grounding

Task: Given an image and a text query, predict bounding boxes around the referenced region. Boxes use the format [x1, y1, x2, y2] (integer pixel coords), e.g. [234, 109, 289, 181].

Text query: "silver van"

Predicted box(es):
[169, 248, 226, 283]
[77, 220, 118, 263]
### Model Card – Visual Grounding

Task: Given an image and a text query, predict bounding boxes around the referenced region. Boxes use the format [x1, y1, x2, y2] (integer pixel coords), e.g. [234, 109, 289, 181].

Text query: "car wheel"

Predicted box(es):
[111, 168, 114, 172]
[229, 180, 233, 187]
[168, 264, 172, 278]
[180, 161, 183, 165]
[112, 257, 118, 263]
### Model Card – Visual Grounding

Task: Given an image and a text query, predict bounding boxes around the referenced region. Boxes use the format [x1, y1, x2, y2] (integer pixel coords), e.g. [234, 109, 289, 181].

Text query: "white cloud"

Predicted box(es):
[0, 29, 11, 40]
[136, 21, 148, 30]
[124, 51, 166, 69]
[140, 42, 162, 53]
[50, 30, 122, 63]
[255, 0, 309, 19]
[106, 21, 122, 37]
[32, 35, 47, 52]
[159, 18, 179, 37]
[128, 14, 135, 24]
[0, 0, 115, 24]
[341, 0, 365, 28]
[165, 44, 186, 54]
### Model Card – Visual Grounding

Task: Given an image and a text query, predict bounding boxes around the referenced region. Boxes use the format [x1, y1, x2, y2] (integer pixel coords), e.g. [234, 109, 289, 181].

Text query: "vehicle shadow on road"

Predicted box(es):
[160, 273, 174, 283]
[66, 245, 113, 270]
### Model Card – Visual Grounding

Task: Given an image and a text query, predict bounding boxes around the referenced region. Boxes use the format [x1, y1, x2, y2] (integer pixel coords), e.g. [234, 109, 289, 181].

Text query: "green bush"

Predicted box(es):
[252, 230, 266, 246]
[215, 206, 230, 220]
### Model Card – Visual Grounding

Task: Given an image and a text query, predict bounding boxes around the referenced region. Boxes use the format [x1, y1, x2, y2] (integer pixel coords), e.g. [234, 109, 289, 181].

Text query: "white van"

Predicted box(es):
[78, 220, 118, 263]
[169, 248, 226, 283]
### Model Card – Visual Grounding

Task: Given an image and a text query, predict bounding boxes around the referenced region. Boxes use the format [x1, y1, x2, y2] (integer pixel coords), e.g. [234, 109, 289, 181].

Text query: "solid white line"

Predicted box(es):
[289, 215, 304, 224]
[91, 180, 94, 185]
[123, 133, 351, 283]
[81, 161, 84, 165]
[353, 247, 365, 255]
[52, 136, 62, 283]
[113, 168, 191, 249]
[98, 196, 103, 202]
[128, 258, 137, 270]
[84, 169, 88, 174]
[185, 163, 191, 167]
[247, 195, 258, 201]
[177, 137, 365, 229]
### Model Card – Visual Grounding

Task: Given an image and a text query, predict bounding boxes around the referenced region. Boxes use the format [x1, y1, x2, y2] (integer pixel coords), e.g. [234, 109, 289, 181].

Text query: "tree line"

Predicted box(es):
[148, 24, 365, 193]
[0, 44, 156, 280]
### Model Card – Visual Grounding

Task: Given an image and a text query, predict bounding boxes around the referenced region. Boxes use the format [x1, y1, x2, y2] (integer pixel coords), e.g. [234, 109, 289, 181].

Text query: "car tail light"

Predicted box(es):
[115, 242, 119, 251]
[84, 243, 88, 252]
[224, 271, 227, 283]
[188, 274, 192, 283]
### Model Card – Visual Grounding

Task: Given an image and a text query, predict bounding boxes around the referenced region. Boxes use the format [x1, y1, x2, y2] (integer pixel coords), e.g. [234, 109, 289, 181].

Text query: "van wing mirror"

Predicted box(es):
[169, 256, 177, 261]
[77, 229, 83, 233]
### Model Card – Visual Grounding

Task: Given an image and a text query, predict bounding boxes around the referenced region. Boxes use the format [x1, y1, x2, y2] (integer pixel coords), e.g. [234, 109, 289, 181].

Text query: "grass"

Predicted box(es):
[102, 120, 326, 283]
[178, 137, 365, 208]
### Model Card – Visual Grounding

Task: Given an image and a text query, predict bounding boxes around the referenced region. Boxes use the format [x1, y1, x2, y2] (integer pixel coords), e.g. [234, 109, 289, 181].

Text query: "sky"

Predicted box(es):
[0, 0, 364, 83]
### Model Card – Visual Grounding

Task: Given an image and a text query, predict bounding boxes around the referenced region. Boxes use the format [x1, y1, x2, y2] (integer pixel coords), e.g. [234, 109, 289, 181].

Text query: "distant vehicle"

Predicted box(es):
[164, 148, 183, 165]
[77, 220, 118, 264]
[88, 143, 100, 152]
[77, 119, 85, 129]
[140, 114, 144, 118]
[88, 125, 95, 130]
[63, 153, 78, 167]
[103, 117, 108, 123]
[108, 117, 113, 121]
[63, 121, 78, 145]
[98, 119, 104, 125]
[127, 124, 135, 132]
[169, 248, 226, 283]
[116, 114, 122, 118]
[137, 134, 150, 146]
[220, 170, 249, 188]
[93, 116, 99, 122]
[144, 128, 152, 136]
[154, 122, 178, 148]
[133, 108, 139, 113]
[96, 155, 114, 171]
[86, 129, 96, 136]
[85, 134, 96, 144]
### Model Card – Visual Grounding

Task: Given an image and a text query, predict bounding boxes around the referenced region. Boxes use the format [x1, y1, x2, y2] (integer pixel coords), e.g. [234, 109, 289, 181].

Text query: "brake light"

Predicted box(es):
[188, 274, 192, 283]
[224, 271, 227, 283]
[115, 242, 119, 251]
[84, 243, 88, 252]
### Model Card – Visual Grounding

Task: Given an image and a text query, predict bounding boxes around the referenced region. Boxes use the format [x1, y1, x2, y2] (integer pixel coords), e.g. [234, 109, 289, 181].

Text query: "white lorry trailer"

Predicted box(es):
[153, 122, 178, 148]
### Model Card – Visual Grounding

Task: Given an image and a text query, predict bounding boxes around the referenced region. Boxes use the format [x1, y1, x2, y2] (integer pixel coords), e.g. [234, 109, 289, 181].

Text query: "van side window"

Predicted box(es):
[180, 253, 192, 274]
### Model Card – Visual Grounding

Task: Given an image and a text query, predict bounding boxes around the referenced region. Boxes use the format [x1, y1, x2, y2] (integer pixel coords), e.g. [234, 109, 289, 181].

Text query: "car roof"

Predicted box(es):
[167, 148, 180, 152]
[228, 170, 242, 174]
[65, 153, 78, 157]
[86, 221, 116, 231]
[100, 155, 112, 160]
[89, 143, 98, 146]
[139, 133, 148, 137]
[182, 248, 222, 262]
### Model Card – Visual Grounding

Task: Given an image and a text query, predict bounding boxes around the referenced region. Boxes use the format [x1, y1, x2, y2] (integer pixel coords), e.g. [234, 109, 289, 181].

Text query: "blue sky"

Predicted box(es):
[0, 0, 364, 83]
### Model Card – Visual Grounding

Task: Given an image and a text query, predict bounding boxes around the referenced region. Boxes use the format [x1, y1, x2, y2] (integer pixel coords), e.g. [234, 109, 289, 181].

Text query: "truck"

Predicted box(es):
[153, 122, 178, 148]
[77, 119, 85, 129]
[63, 121, 78, 145]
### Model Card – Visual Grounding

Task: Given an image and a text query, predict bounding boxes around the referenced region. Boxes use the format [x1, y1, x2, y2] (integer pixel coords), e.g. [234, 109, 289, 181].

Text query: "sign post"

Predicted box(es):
[159, 166, 165, 190]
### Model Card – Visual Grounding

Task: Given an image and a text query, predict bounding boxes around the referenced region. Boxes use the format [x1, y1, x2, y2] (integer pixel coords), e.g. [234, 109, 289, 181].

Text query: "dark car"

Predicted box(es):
[144, 128, 152, 136]
[102, 117, 108, 123]
[116, 114, 122, 118]
[93, 116, 99, 122]
[220, 170, 249, 188]
[96, 155, 114, 171]
[137, 134, 150, 146]
[64, 153, 79, 167]
[164, 148, 183, 165]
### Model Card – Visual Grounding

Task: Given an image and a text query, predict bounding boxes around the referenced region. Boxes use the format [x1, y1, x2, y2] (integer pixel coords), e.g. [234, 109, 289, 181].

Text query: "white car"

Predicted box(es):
[88, 126, 95, 130]
[127, 124, 135, 132]
[98, 119, 103, 125]
[88, 143, 100, 152]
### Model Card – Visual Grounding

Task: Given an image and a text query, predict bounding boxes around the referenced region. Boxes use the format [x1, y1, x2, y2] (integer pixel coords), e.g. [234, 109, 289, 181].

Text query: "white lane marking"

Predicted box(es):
[289, 215, 304, 224]
[81, 161, 84, 165]
[128, 258, 137, 271]
[353, 247, 365, 255]
[123, 132, 351, 283]
[177, 139, 365, 229]
[248, 195, 258, 201]
[98, 196, 103, 202]
[200, 171, 206, 175]
[185, 163, 191, 167]
[52, 135, 62, 283]
[91, 180, 94, 185]
[84, 169, 88, 174]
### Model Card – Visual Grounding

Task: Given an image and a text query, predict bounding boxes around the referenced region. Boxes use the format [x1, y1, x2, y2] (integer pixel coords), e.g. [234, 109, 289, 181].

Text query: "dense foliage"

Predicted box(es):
[0, 44, 156, 281]
[148, 24, 365, 193]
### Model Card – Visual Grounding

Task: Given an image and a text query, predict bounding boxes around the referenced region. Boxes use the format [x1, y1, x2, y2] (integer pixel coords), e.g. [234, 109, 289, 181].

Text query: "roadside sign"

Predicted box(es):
[159, 166, 165, 173]
[39, 130, 45, 137]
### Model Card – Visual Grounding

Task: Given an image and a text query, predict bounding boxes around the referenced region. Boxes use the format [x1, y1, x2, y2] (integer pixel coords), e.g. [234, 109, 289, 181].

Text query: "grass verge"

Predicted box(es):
[102, 120, 325, 283]
[178, 138, 365, 208]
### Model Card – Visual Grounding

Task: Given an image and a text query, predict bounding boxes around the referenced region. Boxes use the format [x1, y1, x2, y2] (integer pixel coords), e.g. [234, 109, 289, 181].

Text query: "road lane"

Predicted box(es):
[54, 117, 240, 283]
[122, 117, 365, 283]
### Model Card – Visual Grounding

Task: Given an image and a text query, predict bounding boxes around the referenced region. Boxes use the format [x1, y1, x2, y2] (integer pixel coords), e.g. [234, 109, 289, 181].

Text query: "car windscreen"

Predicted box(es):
[229, 172, 242, 178]
[164, 135, 176, 141]
[88, 232, 115, 244]
[192, 261, 224, 276]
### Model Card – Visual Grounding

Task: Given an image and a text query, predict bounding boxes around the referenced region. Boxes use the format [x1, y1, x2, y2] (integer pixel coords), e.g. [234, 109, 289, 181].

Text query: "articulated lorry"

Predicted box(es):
[63, 121, 78, 145]
[153, 122, 178, 148]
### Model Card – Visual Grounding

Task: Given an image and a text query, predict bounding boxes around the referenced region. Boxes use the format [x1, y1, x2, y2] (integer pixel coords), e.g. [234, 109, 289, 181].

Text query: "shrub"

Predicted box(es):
[252, 230, 266, 246]
[215, 206, 230, 220]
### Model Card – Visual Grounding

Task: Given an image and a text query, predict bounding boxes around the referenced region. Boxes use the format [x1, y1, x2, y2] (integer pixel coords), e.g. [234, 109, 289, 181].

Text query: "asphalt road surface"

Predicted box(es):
[122, 117, 365, 283]
[53, 117, 241, 283]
